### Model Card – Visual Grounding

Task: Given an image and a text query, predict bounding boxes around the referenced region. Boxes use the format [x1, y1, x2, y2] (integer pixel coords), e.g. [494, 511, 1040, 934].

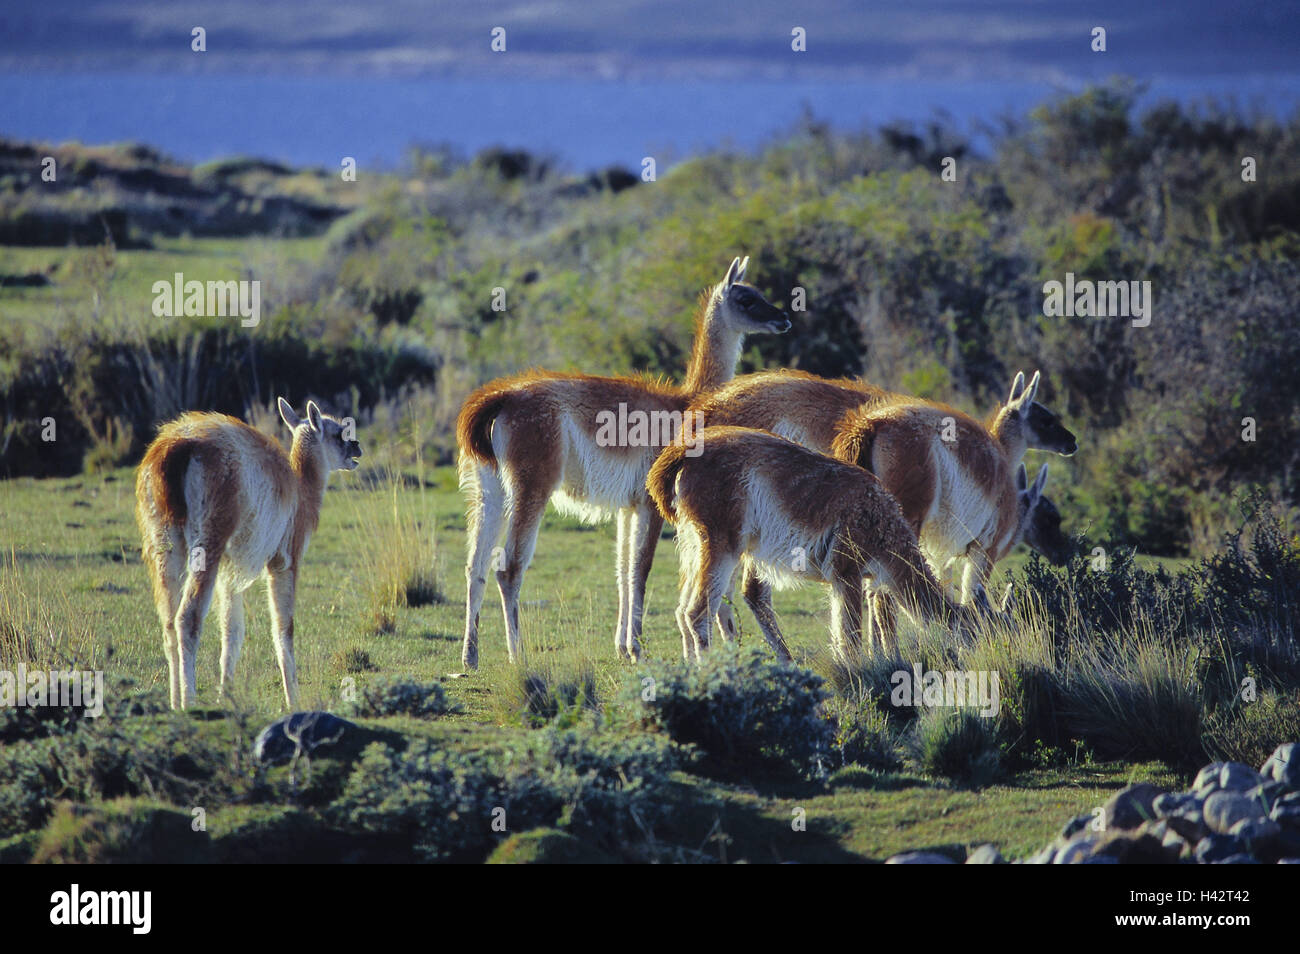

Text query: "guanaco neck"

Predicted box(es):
[683, 290, 743, 395]
[987, 409, 1027, 465]
[289, 436, 327, 540]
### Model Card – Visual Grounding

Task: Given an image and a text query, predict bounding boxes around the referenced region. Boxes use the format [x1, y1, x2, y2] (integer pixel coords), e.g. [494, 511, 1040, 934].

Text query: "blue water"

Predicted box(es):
[3, 73, 1299, 172]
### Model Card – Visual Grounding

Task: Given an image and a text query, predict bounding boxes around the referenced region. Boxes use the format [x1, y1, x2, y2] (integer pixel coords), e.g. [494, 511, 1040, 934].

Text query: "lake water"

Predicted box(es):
[3, 73, 1298, 172]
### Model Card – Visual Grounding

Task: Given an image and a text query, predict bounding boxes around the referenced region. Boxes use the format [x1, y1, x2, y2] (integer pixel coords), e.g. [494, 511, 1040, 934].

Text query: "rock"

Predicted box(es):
[1279, 858, 1300, 864]
[1215, 854, 1260, 864]
[1055, 837, 1099, 864]
[965, 844, 1004, 864]
[1195, 834, 1245, 864]
[1154, 792, 1199, 818]
[1271, 804, 1300, 829]
[1230, 817, 1281, 843]
[1094, 832, 1172, 864]
[1162, 829, 1191, 860]
[1025, 846, 1055, 864]
[1104, 783, 1165, 831]
[885, 851, 957, 864]
[1262, 743, 1300, 790]
[1219, 761, 1265, 792]
[253, 711, 356, 765]
[1245, 780, 1286, 812]
[1059, 812, 1094, 840]
[1163, 808, 1207, 842]
[1203, 790, 1266, 835]
[1194, 762, 1227, 797]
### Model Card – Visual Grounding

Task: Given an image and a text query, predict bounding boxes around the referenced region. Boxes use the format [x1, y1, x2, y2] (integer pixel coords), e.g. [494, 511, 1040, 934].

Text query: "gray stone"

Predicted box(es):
[885, 851, 956, 864]
[965, 844, 1004, 864]
[1163, 808, 1207, 842]
[1104, 782, 1166, 831]
[1219, 761, 1265, 792]
[1195, 834, 1245, 864]
[1271, 804, 1300, 829]
[1215, 854, 1261, 864]
[1203, 790, 1266, 835]
[253, 711, 356, 765]
[1230, 817, 1281, 842]
[1194, 762, 1227, 797]
[1059, 812, 1095, 840]
[1154, 792, 1199, 818]
[1245, 780, 1286, 811]
[1262, 743, 1300, 790]
[1055, 837, 1099, 864]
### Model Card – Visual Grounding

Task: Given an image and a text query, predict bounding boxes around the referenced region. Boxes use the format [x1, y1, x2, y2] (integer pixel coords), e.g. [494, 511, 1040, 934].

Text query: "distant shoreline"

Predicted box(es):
[4, 72, 1298, 173]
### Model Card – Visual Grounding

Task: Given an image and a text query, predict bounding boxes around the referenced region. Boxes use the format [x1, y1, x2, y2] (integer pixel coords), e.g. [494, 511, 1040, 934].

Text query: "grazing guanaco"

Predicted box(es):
[456, 257, 789, 668]
[646, 426, 965, 664]
[694, 369, 1076, 642]
[135, 399, 361, 710]
[830, 393, 1072, 650]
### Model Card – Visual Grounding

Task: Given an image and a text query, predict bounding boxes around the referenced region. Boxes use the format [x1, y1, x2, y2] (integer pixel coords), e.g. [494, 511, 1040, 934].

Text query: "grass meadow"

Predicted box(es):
[0, 461, 1187, 862]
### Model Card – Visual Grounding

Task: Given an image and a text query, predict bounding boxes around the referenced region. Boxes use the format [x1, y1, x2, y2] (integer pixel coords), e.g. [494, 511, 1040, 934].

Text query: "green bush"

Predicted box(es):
[906, 708, 1004, 788]
[330, 724, 678, 862]
[347, 677, 452, 718]
[615, 643, 833, 780]
[32, 799, 211, 864]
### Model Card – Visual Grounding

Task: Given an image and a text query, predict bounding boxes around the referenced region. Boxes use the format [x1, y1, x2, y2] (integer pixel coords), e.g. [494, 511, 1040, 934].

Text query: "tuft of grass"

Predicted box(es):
[331, 646, 378, 675]
[351, 466, 442, 636]
[1060, 620, 1206, 769]
[905, 707, 1004, 788]
[1203, 688, 1300, 767]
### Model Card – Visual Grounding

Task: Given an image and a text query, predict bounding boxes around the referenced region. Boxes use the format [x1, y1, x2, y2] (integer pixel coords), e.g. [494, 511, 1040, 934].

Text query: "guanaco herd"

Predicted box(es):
[136, 256, 1076, 711]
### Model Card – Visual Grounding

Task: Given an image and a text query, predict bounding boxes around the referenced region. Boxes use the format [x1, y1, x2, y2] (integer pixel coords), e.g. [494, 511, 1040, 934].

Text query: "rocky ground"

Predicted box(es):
[888, 742, 1300, 864]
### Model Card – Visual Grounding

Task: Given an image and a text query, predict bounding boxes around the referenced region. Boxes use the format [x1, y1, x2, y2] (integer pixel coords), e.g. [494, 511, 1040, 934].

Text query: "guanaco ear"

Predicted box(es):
[1016, 462, 1028, 492]
[1032, 462, 1050, 498]
[1007, 371, 1026, 406]
[735, 255, 749, 282]
[724, 256, 743, 287]
[1024, 370, 1041, 405]
[278, 397, 302, 430]
[306, 400, 324, 433]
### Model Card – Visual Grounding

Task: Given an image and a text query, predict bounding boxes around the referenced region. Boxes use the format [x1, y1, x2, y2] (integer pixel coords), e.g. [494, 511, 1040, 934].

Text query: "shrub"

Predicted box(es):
[826, 696, 901, 771]
[615, 643, 833, 780]
[0, 696, 245, 835]
[347, 677, 452, 718]
[32, 798, 211, 864]
[906, 708, 1004, 788]
[330, 724, 678, 862]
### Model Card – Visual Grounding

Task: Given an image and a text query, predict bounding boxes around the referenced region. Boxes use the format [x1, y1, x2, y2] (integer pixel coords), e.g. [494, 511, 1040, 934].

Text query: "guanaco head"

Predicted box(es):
[715, 256, 792, 335]
[278, 397, 364, 472]
[993, 370, 1078, 457]
[1016, 462, 1070, 565]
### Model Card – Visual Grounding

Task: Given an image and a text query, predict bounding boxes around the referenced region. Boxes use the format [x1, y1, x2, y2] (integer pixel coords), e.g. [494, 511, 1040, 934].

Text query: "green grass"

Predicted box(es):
[0, 236, 326, 333]
[0, 465, 1191, 861]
